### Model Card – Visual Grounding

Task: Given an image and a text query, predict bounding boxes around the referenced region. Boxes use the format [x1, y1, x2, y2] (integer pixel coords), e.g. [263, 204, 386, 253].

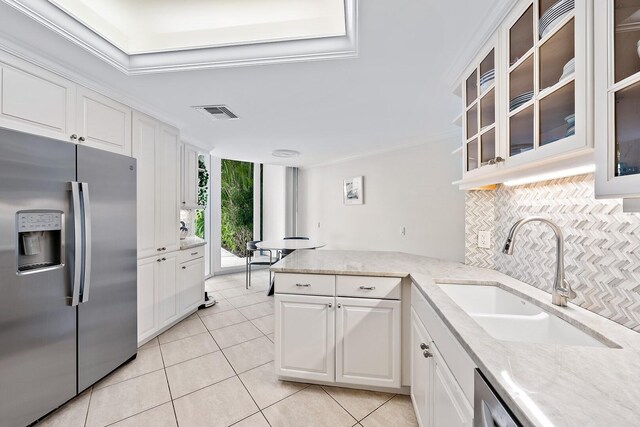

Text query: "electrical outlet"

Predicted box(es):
[478, 230, 491, 249]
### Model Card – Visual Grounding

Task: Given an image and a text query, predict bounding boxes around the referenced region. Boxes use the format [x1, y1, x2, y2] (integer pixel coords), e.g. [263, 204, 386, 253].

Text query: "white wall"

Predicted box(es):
[298, 138, 466, 262]
[262, 164, 287, 242]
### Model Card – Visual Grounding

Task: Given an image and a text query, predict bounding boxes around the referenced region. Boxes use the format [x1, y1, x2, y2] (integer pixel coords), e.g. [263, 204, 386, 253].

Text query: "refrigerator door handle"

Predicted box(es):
[69, 182, 82, 307]
[80, 182, 92, 303]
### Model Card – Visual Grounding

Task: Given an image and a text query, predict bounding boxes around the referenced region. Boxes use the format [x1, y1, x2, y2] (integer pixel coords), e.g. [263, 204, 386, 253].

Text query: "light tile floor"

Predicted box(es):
[39, 270, 418, 427]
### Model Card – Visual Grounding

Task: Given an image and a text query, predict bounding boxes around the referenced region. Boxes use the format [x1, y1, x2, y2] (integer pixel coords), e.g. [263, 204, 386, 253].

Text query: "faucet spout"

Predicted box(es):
[502, 217, 576, 307]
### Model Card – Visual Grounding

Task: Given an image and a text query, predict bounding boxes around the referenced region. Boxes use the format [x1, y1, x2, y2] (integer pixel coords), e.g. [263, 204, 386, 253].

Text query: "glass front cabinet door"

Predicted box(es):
[462, 39, 504, 178]
[595, 0, 640, 198]
[502, 0, 592, 170]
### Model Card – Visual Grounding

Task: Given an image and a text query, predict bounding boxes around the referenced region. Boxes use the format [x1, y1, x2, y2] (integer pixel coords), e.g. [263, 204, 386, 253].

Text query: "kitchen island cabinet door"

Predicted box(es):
[335, 297, 401, 388]
[275, 293, 335, 382]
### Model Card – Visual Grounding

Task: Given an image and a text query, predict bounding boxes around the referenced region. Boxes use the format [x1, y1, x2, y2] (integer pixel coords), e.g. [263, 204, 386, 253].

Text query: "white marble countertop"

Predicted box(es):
[270, 250, 640, 427]
[179, 236, 206, 250]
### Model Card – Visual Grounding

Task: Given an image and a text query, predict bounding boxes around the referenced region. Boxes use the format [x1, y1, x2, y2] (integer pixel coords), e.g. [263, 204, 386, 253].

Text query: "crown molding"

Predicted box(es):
[1, 0, 358, 75]
[444, 0, 515, 94]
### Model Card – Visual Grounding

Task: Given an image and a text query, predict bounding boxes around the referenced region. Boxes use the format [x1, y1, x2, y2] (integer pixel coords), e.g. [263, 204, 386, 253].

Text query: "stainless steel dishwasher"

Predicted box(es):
[474, 369, 521, 427]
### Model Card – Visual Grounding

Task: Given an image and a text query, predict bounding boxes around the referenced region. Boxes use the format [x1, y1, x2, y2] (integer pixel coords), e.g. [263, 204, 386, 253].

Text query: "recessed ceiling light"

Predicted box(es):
[272, 149, 300, 158]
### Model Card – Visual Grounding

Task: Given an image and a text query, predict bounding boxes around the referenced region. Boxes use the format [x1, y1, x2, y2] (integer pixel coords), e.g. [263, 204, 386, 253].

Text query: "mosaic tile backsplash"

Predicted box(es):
[465, 173, 640, 332]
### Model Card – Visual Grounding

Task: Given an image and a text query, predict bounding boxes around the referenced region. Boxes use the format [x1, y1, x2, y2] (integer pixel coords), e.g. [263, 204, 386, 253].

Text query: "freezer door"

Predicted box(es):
[0, 129, 77, 426]
[77, 145, 137, 391]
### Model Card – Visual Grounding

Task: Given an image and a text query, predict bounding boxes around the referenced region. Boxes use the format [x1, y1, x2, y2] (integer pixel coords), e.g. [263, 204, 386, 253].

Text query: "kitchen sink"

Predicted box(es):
[438, 284, 613, 348]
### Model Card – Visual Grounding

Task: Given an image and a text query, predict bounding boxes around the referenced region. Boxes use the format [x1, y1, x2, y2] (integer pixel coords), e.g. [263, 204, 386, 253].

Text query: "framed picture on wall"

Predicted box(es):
[343, 176, 364, 205]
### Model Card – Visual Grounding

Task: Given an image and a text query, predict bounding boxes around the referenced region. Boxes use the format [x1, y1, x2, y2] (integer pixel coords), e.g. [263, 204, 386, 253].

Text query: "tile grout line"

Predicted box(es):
[83, 387, 93, 427]
[318, 386, 359, 424]
[355, 393, 398, 424]
[158, 340, 180, 427]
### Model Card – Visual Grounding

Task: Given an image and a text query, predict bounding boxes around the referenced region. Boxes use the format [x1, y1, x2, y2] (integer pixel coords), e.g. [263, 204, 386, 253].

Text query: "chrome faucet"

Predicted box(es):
[502, 217, 576, 307]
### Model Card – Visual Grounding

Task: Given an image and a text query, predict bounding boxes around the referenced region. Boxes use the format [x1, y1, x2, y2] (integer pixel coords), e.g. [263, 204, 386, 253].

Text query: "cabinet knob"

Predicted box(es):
[182, 266, 186, 269]
[157, 248, 162, 252]
[70, 134, 78, 141]
[337, 303, 342, 308]
[162, 247, 166, 251]
[423, 350, 433, 358]
[420, 343, 429, 350]
[162, 257, 166, 261]
[182, 201, 186, 205]
[157, 259, 162, 263]
[328, 303, 332, 308]
[78, 136, 85, 143]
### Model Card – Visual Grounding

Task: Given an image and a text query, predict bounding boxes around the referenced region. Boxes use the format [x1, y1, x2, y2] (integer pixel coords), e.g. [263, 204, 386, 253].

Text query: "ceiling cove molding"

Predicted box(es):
[444, 0, 515, 94]
[301, 129, 461, 170]
[1, 0, 358, 75]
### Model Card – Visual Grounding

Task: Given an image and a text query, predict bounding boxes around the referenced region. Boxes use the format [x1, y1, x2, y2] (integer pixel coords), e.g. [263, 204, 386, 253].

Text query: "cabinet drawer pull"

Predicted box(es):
[191, 252, 198, 256]
[420, 343, 429, 350]
[296, 283, 311, 287]
[423, 350, 433, 358]
[182, 266, 186, 269]
[359, 286, 376, 290]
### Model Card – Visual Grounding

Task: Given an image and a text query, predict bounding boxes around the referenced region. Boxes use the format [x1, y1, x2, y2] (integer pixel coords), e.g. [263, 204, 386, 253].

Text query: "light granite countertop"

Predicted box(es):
[270, 250, 640, 427]
[179, 236, 206, 250]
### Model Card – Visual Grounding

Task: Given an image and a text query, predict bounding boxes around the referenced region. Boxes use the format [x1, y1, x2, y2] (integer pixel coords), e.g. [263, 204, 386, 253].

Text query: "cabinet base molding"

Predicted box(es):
[276, 375, 410, 396]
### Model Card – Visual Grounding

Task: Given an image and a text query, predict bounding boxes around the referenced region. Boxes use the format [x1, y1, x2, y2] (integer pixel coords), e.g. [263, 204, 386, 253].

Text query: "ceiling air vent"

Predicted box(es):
[194, 105, 239, 120]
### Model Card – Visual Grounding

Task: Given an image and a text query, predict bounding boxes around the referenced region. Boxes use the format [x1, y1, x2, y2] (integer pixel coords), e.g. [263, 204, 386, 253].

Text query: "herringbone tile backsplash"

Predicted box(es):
[465, 173, 640, 332]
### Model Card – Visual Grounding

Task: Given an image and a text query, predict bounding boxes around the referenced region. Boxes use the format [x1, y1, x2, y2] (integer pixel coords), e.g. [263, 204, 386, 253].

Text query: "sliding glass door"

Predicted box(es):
[210, 157, 262, 274]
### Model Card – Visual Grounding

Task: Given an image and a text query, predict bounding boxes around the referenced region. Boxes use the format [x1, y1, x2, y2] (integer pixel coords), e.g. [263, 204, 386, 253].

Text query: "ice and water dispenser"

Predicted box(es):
[16, 210, 63, 273]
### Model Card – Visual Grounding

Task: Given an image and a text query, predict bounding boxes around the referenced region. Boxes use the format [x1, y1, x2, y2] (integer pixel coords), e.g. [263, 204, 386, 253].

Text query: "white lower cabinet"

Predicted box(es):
[411, 309, 434, 427]
[158, 253, 179, 328]
[433, 347, 473, 427]
[411, 295, 473, 427]
[274, 273, 403, 390]
[137, 257, 158, 344]
[336, 297, 401, 388]
[275, 294, 335, 382]
[178, 255, 205, 314]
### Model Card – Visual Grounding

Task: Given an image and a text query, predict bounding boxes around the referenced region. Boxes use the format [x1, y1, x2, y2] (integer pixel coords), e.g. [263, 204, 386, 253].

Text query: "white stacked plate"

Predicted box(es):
[559, 57, 575, 80]
[565, 113, 575, 136]
[509, 91, 534, 111]
[539, 0, 574, 38]
[480, 69, 495, 92]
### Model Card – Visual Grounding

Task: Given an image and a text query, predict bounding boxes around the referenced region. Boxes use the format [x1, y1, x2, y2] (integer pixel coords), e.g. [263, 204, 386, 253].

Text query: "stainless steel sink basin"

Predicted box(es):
[438, 284, 613, 348]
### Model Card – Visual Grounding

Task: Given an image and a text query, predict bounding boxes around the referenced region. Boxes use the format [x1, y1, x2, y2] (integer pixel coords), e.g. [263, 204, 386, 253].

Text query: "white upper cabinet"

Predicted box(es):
[594, 0, 640, 199]
[0, 52, 76, 141]
[456, 0, 594, 188]
[76, 87, 132, 156]
[133, 111, 180, 258]
[0, 51, 134, 155]
[181, 143, 200, 209]
[462, 39, 503, 179]
[157, 125, 180, 253]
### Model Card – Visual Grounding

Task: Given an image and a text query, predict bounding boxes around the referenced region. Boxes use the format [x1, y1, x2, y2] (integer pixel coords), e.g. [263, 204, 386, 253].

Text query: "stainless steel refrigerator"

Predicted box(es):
[0, 128, 137, 427]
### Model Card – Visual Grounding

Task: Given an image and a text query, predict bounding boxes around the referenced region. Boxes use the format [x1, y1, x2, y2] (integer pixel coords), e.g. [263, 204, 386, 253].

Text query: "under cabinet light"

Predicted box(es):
[503, 164, 595, 187]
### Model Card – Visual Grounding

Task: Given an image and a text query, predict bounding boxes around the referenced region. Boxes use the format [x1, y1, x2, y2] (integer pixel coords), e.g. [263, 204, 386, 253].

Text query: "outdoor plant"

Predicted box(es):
[195, 155, 209, 239]
[220, 159, 253, 256]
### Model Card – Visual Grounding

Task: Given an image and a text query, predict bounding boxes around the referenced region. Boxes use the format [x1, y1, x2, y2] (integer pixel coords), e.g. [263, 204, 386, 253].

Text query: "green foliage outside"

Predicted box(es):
[221, 159, 254, 257]
[195, 156, 209, 239]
